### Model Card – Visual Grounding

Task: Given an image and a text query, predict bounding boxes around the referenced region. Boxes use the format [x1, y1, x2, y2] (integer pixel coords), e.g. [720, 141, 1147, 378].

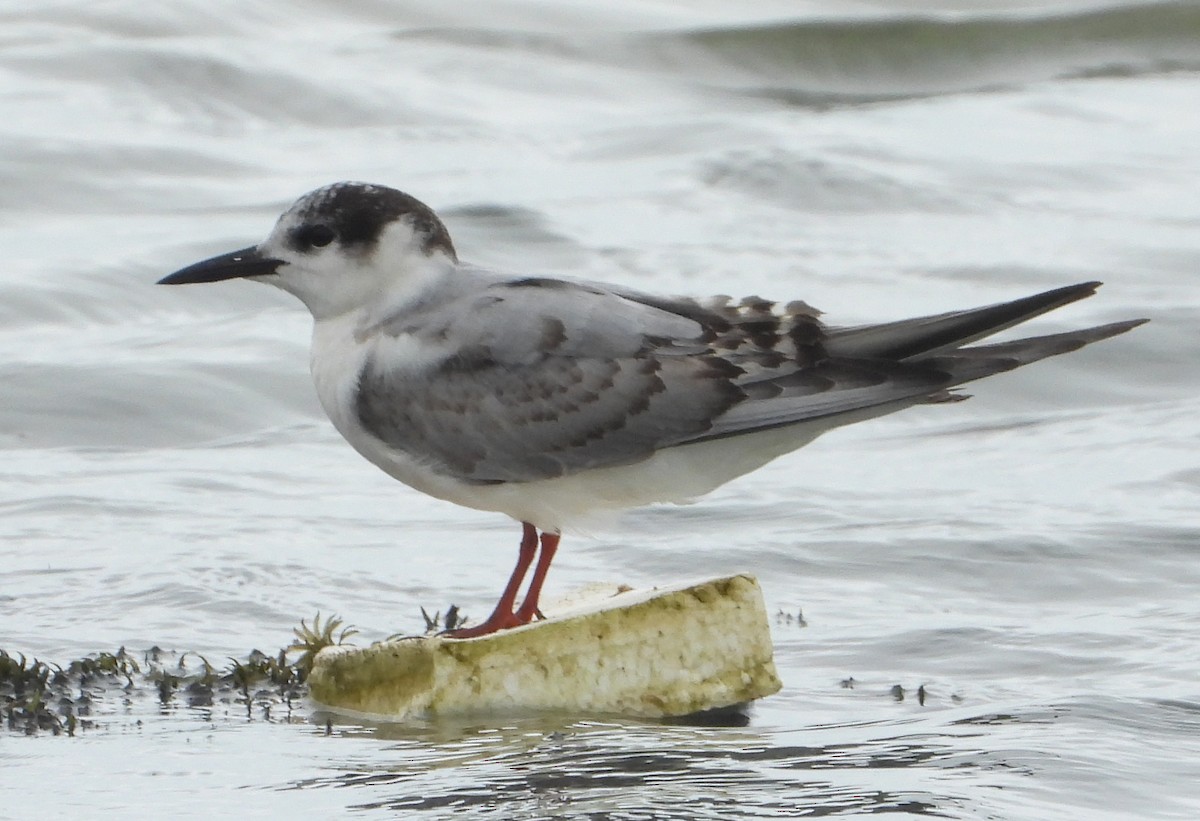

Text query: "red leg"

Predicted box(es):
[513, 531, 560, 625]
[444, 523, 538, 639]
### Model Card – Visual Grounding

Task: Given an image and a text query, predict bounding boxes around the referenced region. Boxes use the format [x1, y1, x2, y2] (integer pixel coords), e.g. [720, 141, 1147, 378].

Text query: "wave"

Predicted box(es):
[655, 1, 1200, 105]
[391, 2, 1200, 108]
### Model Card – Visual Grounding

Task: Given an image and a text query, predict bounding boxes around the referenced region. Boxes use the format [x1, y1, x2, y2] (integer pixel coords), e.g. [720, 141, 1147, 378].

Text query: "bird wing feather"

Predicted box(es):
[355, 278, 747, 483]
[353, 275, 1135, 483]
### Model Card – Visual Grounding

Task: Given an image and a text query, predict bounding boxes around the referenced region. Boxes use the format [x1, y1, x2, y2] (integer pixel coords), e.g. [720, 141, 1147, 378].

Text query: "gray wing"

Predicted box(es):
[355, 276, 1141, 483]
[355, 276, 749, 483]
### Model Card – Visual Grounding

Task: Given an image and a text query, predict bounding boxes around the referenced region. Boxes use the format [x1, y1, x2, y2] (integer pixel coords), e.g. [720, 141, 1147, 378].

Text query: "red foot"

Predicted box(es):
[441, 610, 525, 639]
[443, 525, 562, 639]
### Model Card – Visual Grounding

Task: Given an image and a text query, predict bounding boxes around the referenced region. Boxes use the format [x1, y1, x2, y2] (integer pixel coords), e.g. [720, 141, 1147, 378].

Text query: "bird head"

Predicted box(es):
[159, 182, 457, 320]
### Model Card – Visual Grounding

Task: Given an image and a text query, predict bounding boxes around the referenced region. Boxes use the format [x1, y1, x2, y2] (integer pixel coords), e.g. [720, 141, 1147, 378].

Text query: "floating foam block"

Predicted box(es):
[308, 574, 781, 720]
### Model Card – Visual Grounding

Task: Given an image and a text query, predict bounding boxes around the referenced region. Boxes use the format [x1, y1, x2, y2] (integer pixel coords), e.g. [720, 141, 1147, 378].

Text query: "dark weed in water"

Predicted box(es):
[1, 613, 360, 736]
[418, 604, 467, 635]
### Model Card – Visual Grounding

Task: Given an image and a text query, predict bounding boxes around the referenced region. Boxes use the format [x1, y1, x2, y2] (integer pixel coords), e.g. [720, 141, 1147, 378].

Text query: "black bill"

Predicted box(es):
[158, 246, 283, 285]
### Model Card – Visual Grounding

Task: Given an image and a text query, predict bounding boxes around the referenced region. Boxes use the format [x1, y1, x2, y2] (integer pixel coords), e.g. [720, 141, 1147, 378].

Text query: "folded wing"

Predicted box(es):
[355, 277, 1145, 483]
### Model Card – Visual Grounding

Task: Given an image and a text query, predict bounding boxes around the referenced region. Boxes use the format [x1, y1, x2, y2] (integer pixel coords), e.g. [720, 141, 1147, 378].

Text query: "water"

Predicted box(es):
[2, 0, 1199, 817]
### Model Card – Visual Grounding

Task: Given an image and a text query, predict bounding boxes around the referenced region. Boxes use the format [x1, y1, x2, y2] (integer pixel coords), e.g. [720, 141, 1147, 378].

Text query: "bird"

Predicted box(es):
[159, 181, 1146, 638]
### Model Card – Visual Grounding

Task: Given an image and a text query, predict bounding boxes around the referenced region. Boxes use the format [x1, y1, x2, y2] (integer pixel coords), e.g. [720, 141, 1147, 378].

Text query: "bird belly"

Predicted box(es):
[452, 423, 829, 531]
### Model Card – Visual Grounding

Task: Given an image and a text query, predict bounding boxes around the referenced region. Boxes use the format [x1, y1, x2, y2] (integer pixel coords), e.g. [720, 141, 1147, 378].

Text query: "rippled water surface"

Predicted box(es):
[2, 1, 1199, 818]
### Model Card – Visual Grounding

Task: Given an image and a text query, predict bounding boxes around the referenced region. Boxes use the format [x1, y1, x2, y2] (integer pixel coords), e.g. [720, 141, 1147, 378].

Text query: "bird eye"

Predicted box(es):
[296, 223, 336, 250]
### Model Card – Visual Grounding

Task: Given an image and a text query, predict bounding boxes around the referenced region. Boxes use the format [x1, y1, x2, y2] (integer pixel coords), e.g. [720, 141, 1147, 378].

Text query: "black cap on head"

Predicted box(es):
[287, 182, 457, 261]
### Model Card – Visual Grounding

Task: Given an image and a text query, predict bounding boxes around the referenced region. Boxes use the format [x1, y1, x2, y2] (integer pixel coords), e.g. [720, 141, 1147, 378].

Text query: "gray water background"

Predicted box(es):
[2, 1, 1199, 818]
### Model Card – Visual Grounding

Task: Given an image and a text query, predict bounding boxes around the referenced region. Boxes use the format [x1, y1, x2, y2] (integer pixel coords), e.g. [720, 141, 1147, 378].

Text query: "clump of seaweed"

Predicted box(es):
[0, 650, 61, 735]
[2, 612, 362, 736]
[288, 612, 359, 679]
[420, 604, 467, 635]
[3, 604, 485, 736]
[1, 646, 148, 736]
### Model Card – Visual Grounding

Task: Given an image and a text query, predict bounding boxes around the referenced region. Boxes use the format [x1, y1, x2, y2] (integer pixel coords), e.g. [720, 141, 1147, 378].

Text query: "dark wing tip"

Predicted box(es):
[1041, 280, 1102, 306]
[1087, 317, 1150, 339]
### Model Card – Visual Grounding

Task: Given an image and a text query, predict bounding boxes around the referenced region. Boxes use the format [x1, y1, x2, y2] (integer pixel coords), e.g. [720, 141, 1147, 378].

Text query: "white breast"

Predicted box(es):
[309, 313, 468, 505]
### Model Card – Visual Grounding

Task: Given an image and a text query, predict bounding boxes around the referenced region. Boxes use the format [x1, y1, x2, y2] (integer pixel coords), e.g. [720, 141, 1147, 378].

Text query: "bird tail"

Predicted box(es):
[825, 281, 1122, 361]
[908, 318, 1148, 401]
[823, 280, 1147, 394]
[680, 283, 1145, 444]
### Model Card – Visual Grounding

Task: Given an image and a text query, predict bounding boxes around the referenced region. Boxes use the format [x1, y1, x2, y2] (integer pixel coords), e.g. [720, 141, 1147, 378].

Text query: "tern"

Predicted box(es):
[160, 182, 1145, 637]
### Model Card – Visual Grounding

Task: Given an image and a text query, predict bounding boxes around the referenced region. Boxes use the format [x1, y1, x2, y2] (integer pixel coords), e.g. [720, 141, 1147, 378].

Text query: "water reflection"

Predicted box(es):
[293, 716, 966, 818]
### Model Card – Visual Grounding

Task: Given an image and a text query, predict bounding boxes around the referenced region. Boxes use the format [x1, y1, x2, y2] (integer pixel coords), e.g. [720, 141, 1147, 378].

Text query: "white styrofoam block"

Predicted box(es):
[309, 574, 781, 719]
